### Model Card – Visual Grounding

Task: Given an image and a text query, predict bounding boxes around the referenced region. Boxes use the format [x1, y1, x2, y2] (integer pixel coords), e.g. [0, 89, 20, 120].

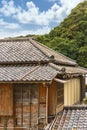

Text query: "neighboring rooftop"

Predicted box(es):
[46, 106, 87, 130]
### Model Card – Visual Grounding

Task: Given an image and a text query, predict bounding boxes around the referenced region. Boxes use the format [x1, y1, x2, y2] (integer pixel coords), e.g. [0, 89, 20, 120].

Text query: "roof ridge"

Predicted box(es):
[64, 105, 87, 109]
[33, 38, 77, 63]
[49, 63, 60, 72]
[29, 38, 52, 60]
[30, 39, 78, 66]
[78, 66, 87, 72]
[0, 38, 29, 42]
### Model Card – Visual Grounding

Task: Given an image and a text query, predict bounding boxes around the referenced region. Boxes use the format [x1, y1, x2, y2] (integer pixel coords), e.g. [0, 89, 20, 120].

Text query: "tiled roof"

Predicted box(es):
[0, 39, 49, 64]
[0, 64, 58, 82]
[0, 38, 86, 82]
[50, 63, 87, 74]
[47, 106, 87, 130]
[30, 39, 77, 66]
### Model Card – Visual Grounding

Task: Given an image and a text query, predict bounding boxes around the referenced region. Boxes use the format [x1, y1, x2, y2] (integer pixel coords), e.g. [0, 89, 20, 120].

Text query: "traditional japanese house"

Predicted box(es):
[0, 38, 87, 130]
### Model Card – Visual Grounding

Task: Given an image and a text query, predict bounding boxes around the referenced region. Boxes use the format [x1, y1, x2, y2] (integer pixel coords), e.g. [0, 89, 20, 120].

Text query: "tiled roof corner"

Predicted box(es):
[31, 38, 78, 66]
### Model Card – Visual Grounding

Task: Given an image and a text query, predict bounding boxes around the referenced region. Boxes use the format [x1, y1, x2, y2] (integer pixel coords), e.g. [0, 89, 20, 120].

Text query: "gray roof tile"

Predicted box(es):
[50, 63, 87, 74]
[0, 39, 49, 64]
[30, 39, 77, 66]
[48, 106, 87, 130]
[0, 64, 58, 82]
[0, 38, 86, 83]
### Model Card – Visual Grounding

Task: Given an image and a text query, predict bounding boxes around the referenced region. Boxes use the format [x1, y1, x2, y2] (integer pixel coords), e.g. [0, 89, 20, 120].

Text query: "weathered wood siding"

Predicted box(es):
[0, 83, 14, 129]
[48, 81, 57, 116]
[64, 78, 80, 106]
[48, 81, 64, 115]
[0, 83, 13, 116]
[38, 84, 46, 129]
[0, 82, 68, 129]
[39, 84, 46, 124]
[0, 83, 47, 129]
[14, 83, 39, 129]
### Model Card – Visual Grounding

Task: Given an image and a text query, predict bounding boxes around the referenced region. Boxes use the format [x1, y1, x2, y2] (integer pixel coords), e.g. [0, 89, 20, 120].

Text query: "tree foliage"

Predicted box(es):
[35, 1, 87, 68]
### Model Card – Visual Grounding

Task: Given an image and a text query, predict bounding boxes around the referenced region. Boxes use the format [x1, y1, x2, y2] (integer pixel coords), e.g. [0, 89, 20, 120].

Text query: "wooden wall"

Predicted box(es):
[64, 78, 80, 106]
[0, 83, 14, 129]
[14, 83, 39, 129]
[39, 84, 46, 128]
[0, 84, 13, 116]
[48, 81, 57, 116]
[48, 81, 64, 115]
[0, 81, 67, 129]
[0, 83, 47, 130]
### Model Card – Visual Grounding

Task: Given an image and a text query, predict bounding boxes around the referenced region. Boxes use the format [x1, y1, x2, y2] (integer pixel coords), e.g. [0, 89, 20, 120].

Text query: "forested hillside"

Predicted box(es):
[35, 1, 87, 68]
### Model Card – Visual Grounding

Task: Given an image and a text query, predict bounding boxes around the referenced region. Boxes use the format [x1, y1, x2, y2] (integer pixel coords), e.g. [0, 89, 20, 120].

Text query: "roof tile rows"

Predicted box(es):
[47, 106, 87, 130]
[50, 63, 87, 74]
[30, 39, 77, 66]
[0, 39, 49, 63]
[0, 38, 86, 82]
[0, 65, 58, 82]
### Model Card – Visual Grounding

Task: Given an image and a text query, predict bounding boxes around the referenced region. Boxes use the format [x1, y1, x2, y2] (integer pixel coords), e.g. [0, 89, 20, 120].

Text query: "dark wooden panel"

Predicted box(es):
[39, 84, 46, 128]
[39, 84, 46, 103]
[80, 76, 85, 102]
[48, 81, 57, 115]
[0, 83, 13, 116]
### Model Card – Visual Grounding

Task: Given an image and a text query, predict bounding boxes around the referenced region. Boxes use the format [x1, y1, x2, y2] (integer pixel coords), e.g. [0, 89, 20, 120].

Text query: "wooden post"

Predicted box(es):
[30, 86, 31, 128]
[46, 85, 49, 124]
[21, 85, 23, 127]
[80, 76, 85, 102]
[29, 86, 30, 128]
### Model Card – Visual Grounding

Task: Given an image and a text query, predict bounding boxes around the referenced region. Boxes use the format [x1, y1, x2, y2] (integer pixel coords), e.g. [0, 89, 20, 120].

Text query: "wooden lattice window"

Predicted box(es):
[0, 84, 13, 116]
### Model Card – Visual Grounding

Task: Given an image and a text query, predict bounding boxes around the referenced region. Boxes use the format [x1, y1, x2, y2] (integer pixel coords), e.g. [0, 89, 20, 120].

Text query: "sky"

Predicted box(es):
[0, 0, 84, 38]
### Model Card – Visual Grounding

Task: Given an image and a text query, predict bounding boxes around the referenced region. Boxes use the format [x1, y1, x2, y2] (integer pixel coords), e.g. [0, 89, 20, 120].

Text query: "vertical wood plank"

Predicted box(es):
[21, 85, 23, 127]
[39, 84, 46, 128]
[46, 86, 48, 124]
[48, 82, 57, 116]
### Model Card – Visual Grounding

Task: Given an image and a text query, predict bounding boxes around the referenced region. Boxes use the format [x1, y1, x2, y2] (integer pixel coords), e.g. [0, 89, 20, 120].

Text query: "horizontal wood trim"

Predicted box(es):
[54, 78, 69, 83]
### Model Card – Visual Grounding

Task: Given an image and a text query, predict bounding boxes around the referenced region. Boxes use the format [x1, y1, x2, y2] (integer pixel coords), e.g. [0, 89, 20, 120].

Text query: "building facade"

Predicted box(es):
[0, 38, 87, 129]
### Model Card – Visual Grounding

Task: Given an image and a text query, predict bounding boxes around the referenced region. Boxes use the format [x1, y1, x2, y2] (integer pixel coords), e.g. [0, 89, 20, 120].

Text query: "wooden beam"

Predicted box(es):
[54, 78, 69, 83]
[0, 81, 51, 84]
[19, 65, 40, 80]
